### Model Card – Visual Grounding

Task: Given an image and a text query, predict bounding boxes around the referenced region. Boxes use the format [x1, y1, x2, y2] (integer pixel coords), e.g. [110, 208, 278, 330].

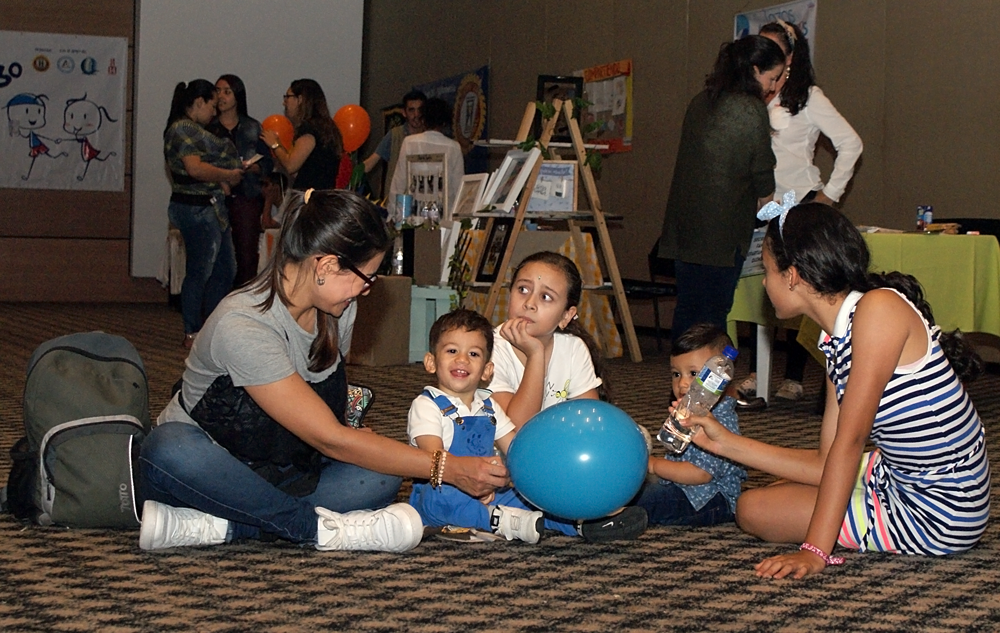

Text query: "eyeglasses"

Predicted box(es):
[282, 93, 296, 101]
[335, 256, 378, 290]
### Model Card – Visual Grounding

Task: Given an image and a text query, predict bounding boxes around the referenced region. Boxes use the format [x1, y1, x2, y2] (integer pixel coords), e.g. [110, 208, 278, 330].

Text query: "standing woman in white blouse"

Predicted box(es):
[739, 20, 864, 403]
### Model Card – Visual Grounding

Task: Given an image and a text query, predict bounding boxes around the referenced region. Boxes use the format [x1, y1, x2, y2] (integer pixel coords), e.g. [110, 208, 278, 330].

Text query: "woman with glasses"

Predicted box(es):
[139, 189, 508, 554]
[261, 78, 352, 191]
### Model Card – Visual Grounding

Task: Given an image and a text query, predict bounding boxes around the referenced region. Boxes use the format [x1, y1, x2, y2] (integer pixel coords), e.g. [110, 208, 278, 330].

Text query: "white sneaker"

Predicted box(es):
[316, 504, 423, 552]
[775, 379, 804, 401]
[737, 372, 758, 399]
[490, 504, 543, 544]
[637, 424, 653, 455]
[139, 500, 228, 550]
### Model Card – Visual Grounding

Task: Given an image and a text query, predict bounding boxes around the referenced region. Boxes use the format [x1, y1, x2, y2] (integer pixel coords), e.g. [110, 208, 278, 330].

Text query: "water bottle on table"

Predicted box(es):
[657, 345, 738, 454]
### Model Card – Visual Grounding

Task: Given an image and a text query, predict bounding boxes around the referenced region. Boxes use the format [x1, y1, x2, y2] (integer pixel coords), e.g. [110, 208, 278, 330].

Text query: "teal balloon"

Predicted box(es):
[506, 400, 647, 520]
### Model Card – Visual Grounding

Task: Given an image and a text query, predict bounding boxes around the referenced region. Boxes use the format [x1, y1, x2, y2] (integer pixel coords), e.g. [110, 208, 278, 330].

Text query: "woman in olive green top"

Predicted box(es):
[659, 35, 785, 344]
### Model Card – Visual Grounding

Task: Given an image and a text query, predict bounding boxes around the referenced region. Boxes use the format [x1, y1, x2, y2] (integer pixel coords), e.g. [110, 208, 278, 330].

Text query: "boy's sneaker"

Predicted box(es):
[139, 500, 228, 550]
[316, 503, 423, 552]
[775, 379, 804, 401]
[737, 372, 758, 399]
[490, 505, 544, 544]
[577, 506, 648, 542]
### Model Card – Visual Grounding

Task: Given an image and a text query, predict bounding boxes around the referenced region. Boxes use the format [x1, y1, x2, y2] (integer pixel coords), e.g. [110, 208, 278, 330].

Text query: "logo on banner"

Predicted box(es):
[57, 56, 74, 73]
[81, 57, 97, 75]
[452, 73, 486, 151]
[32, 56, 50, 72]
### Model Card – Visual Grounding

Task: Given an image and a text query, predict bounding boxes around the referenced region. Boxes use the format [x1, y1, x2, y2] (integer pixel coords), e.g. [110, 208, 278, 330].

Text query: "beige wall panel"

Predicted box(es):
[0, 189, 131, 238]
[3, 0, 137, 301]
[3, 0, 134, 37]
[884, 1, 1000, 228]
[0, 238, 164, 302]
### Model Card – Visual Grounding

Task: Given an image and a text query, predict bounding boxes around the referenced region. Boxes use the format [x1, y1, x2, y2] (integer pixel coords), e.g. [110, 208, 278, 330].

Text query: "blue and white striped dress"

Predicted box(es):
[820, 290, 990, 555]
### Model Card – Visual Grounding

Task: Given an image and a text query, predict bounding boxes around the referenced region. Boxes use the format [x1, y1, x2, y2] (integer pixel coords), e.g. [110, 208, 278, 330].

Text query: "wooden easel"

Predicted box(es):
[461, 100, 643, 362]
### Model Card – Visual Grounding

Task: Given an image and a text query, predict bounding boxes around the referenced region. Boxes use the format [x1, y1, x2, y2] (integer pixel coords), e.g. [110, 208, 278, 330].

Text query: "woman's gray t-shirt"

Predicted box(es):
[158, 288, 356, 427]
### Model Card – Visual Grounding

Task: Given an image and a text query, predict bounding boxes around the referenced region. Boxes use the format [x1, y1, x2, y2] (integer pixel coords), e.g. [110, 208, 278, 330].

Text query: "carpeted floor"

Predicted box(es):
[2, 302, 1000, 632]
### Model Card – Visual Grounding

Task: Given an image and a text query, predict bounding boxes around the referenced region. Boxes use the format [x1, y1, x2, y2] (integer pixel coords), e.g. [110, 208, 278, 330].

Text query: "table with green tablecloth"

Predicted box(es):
[727, 232, 1000, 401]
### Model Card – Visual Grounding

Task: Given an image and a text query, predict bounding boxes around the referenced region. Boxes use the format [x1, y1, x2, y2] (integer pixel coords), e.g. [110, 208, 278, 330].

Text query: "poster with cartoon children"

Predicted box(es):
[0, 31, 126, 191]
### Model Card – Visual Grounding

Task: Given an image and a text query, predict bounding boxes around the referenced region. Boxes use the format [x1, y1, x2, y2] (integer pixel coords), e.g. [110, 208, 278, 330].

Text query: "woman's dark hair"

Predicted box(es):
[216, 74, 249, 118]
[765, 203, 982, 380]
[511, 251, 612, 401]
[759, 21, 815, 116]
[288, 78, 343, 156]
[421, 97, 451, 130]
[164, 79, 215, 136]
[671, 323, 734, 359]
[705, 35, 786, 104]
[250, 189, 391, 372]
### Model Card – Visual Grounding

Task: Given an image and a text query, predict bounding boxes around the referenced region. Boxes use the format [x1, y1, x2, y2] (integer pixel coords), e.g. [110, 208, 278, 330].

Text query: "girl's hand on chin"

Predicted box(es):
[499, 318, 545, 357]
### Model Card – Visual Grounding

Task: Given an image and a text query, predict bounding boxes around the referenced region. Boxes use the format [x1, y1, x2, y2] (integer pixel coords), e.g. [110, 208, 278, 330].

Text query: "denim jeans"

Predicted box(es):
[670, 252, 744, 345]
[634, 481, 733, 527]
[139, 422, 403, 544]
[168, 201, 236, 334]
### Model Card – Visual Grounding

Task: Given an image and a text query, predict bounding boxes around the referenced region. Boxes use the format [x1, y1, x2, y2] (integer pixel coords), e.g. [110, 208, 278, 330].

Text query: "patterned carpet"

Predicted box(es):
[2, 302, 1000, 632]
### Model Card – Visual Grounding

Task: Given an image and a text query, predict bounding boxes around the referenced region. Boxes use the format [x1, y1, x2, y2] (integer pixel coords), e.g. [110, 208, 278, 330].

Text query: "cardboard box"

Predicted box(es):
[348, 276, 412, 366]
[402, 227, 444, 286]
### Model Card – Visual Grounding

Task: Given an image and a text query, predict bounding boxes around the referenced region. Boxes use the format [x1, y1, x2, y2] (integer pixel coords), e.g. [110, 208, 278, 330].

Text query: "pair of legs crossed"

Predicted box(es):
[140, 422, 401, 544]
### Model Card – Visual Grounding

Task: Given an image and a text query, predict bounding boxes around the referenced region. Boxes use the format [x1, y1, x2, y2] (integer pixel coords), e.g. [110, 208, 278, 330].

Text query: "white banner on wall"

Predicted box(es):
[735, 0, 818, 52]
[0, 31, 127, 191]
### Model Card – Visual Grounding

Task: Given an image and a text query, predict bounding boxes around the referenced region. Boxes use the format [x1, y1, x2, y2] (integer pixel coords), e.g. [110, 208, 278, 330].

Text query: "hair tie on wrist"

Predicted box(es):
[800, 542, 845, 566]
[303, 188, 314, 204]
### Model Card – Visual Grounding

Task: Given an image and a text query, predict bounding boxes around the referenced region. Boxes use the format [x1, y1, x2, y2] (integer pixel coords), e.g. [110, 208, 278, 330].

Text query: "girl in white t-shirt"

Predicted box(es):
[488, 251, 606, 428]
[488, 251, 647, 541]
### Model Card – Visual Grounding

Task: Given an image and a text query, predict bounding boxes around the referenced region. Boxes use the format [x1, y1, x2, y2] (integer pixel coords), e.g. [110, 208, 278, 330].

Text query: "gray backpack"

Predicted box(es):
[6, 332, 151, 528]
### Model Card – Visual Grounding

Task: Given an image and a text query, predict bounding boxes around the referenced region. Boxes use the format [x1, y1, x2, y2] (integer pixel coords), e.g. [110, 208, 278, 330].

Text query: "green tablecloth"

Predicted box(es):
[727, 233, 1000, 348]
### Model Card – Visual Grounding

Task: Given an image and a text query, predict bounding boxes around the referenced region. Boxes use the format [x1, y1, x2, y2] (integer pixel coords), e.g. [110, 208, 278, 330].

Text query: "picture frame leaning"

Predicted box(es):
[475, 217, 515, 283]
[481, 147, 542, 213]
[526, 160, 578, 212]
[450, 173, 489, 220]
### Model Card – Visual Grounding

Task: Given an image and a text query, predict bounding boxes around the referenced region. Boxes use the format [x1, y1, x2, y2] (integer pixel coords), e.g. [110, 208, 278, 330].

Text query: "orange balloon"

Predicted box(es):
[333, 104, 371, 153]
[261, 114, 294, 152]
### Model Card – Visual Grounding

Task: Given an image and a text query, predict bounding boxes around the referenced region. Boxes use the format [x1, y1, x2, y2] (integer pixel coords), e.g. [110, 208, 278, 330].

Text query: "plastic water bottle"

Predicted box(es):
[657, 345, 738, 454]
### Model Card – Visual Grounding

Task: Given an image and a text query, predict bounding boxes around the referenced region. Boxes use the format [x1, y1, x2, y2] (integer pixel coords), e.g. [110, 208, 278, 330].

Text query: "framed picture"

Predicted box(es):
[450, 173, 489, 220]
[482, 147, 542, 213]
[526, 160, 578, 212]
[405, 153, 447, 222]
[535, 75, 583, 143]
[475, 218, 515, 283]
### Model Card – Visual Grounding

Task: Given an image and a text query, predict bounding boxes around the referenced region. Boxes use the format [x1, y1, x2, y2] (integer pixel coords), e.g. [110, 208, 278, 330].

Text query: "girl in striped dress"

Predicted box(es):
[692, 201, 988, 579]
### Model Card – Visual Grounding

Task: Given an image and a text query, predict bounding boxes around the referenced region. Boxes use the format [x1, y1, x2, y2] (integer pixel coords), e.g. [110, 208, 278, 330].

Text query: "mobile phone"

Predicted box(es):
[344, 384, 374, 428]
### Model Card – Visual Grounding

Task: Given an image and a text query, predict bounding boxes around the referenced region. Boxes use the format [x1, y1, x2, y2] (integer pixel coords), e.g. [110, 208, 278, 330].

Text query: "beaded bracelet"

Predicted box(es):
[800, 542, 845, 566]
[436, 452, 448, 488]
[430, 449, 447, 489]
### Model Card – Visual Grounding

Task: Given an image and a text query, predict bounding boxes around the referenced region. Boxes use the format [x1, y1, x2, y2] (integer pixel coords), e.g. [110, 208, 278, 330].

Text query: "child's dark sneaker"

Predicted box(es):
[577, 506, 648, 542]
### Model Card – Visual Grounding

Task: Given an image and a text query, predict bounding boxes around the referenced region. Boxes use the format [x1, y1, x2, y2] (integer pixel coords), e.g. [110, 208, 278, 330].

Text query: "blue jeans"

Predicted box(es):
[634, 481, 733, 527]
[671, 252, 744, 345]
[168, 201, 236, 334]
[139, 422, 402, 544]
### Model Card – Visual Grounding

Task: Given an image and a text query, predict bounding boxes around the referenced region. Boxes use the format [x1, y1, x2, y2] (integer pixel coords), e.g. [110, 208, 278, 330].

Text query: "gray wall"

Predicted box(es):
[362, 0, 1000, 287]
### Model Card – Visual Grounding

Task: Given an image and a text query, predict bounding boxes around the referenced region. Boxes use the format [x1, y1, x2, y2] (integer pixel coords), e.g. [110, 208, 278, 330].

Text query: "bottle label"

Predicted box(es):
[697, 366, 728, 395]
